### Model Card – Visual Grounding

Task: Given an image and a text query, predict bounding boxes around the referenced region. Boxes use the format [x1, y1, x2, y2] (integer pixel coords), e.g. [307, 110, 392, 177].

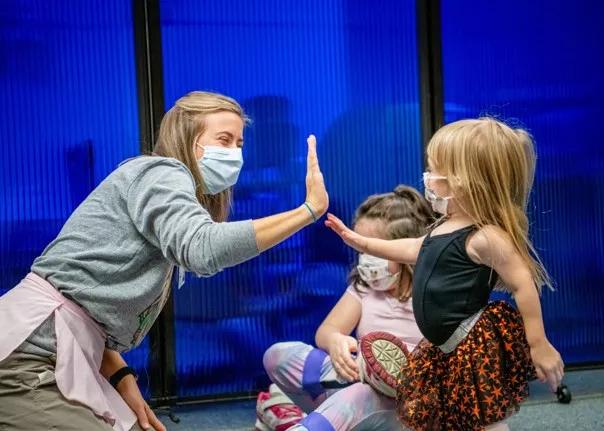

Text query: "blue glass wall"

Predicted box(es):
[160, 0, 423, 397]
[2, 0, 599, 404]
[0, 0, 149, 393]
[441, 0, 604, 364]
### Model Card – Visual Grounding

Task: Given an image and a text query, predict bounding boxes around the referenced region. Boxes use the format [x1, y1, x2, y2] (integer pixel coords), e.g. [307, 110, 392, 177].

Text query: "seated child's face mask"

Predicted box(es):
[357, 254, 399, 291]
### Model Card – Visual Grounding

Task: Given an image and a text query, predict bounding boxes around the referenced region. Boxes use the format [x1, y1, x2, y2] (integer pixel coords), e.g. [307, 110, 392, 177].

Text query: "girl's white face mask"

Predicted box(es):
[423, 172, 453, 215]
[424, 187, 452, 215]
[357, 254, 399, 291]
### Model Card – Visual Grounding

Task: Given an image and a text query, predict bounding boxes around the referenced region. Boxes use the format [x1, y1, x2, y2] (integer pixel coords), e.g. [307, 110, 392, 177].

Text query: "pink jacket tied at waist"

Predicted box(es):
[0, 273, 136, 431]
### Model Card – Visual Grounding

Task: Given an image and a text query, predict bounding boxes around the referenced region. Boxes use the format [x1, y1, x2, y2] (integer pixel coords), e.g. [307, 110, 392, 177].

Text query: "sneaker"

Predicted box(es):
[357, 331, 410, 398]
[255, 384, 305, 431]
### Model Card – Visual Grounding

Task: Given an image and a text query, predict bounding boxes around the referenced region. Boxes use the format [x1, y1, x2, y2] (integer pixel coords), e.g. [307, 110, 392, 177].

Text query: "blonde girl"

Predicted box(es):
[326, 118, 564, 430]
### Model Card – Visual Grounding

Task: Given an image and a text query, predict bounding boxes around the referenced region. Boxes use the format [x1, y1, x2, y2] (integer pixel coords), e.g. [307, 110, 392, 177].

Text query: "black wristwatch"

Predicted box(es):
[109, 366, 138, 389]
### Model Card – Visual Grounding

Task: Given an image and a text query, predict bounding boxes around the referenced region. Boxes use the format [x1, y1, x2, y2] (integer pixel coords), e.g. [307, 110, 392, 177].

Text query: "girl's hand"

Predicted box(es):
[327, 333, 359, 382]
[325, 213, 369, 253]
[530, 339, 564, 392]
[305, 135, 329, 217]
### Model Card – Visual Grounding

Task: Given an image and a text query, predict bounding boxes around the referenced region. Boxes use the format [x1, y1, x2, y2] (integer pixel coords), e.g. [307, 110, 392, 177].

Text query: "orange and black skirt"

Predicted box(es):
[396, 301, 536, 431]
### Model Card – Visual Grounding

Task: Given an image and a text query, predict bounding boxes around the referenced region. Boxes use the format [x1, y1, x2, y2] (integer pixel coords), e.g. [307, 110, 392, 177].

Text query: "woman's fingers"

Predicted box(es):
[305, 134, 328, 215]
[145, 404, 166, 431]
[307, 134, 319, 174]
[133, 403, 150, 429]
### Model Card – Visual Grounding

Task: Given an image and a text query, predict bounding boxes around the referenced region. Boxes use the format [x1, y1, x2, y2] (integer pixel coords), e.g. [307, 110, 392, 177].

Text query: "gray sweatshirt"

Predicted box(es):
[19, 156, 259, 355]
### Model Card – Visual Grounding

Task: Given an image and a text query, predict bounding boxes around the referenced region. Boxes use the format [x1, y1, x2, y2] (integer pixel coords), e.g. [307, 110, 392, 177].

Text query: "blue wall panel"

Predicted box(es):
[441, 0, 604, 364]
[0, 0, 149, 392]
[160, 0, 423, 397]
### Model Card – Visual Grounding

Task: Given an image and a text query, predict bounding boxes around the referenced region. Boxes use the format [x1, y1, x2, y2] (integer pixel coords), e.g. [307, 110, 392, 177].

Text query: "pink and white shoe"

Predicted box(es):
[357, 331, 410, 398]
[255, 384, 305, 431]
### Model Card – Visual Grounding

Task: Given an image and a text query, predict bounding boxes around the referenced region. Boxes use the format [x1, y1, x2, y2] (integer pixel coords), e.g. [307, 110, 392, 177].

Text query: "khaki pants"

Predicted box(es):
[0, 352, 144, 431]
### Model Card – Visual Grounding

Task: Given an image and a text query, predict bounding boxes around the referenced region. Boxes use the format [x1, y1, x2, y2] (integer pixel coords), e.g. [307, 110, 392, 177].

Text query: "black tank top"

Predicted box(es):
[412, 225, 498, 345]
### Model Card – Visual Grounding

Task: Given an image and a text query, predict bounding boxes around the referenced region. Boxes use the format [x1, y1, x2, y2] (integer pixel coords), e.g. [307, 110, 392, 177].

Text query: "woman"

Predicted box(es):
[0, 91, 329, 431]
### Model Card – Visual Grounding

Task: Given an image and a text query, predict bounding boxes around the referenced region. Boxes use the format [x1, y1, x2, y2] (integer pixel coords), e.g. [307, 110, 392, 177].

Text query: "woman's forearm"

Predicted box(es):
[252, 205, 314, 252]
[100, 348, 128, 379]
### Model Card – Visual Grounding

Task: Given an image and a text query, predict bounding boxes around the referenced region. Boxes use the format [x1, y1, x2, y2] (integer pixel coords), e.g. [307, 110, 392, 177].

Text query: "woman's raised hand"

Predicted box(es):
[305, 135, 329, 218]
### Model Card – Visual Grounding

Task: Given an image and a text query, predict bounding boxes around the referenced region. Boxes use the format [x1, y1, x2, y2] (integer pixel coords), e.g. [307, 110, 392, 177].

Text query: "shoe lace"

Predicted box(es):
[270, 403, 303, 418]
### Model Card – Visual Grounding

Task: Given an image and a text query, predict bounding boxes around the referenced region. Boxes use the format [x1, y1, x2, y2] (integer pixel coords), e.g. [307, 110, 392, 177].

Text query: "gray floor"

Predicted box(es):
[157, 368, 604, 431]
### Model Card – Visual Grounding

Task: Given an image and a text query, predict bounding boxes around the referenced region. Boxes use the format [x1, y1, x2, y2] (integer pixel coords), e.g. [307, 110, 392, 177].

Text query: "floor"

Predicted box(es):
[156, 368, 604, 431]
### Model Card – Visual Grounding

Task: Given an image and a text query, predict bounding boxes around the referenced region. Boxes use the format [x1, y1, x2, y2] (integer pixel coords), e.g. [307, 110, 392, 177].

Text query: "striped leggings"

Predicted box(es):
[263, 341, 403, 431]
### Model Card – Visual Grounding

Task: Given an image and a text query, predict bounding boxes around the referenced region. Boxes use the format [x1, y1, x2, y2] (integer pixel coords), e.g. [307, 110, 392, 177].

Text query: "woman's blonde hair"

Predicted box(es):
[153, 91, 249, 222]
[427, 117, 551, 291]
[349, 185, 435, 302]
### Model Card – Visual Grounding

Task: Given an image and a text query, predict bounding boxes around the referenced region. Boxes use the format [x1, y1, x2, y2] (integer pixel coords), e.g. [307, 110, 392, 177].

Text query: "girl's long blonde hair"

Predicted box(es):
[427, 117, 551, 291]
[153, 91, 249, 222]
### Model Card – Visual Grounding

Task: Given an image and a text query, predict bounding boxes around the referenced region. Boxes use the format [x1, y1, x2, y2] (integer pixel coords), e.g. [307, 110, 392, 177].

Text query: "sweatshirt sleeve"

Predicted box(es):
[126, 158, 259, 276]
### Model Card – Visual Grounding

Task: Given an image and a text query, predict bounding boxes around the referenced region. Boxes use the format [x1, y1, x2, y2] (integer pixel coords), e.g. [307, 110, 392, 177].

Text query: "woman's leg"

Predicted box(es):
[0, 352, 113, 431]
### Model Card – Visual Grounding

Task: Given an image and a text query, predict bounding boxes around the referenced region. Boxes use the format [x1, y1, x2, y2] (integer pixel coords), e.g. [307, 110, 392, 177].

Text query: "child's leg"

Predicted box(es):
[263, 342, 341, 412]
[288, 383, 400, 431]
[486, 422, 509, 431]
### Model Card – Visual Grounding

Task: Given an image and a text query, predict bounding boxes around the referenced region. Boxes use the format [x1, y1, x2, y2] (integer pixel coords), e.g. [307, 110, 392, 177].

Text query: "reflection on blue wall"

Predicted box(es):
[441, 0, 604, 364]
[0, 0, 149, 393]
[160, 0, 423, 397]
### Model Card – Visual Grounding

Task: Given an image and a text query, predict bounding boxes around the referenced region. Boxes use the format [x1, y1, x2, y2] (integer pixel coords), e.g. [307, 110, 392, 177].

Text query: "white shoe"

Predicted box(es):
[255, 384, 306, 431]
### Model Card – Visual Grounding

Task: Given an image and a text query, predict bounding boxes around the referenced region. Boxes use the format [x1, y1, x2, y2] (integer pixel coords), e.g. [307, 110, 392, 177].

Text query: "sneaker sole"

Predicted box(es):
[357, 331, 409, 398]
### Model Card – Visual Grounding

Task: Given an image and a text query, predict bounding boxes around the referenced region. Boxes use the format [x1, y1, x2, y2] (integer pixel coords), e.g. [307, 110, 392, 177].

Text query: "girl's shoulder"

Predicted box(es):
[467, 225, 515, 266]
[346, 283, 371, 301]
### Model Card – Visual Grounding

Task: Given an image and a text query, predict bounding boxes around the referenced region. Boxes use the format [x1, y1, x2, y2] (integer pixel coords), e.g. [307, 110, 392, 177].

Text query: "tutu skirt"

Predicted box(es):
[396, 301, 536, 431]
